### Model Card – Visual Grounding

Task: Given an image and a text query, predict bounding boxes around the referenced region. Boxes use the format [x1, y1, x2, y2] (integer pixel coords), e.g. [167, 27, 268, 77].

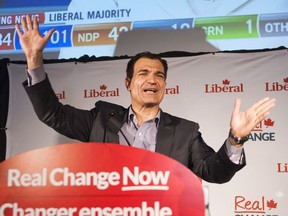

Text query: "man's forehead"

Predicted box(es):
[134, 58, 164, 71]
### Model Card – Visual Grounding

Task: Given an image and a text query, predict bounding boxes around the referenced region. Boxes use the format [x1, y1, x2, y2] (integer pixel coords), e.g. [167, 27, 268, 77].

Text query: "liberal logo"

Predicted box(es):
[84, 85, 119, 98]
[56, 90, 66, 100]
[205, 79, 244, 93]
[165, 85, 180, 95]
[249, 118, 276, 142]
[234, 195, 278, 216]
[265, 77, 288, 92]
[277, 162, 288, 173]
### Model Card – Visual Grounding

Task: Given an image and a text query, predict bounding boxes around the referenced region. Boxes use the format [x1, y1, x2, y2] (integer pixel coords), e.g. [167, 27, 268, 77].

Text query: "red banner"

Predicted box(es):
[0, 143, 204, 216]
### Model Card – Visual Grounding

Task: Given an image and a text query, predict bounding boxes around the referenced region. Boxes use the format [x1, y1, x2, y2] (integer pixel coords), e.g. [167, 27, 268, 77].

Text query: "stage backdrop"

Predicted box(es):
[6, 49, 288, 216]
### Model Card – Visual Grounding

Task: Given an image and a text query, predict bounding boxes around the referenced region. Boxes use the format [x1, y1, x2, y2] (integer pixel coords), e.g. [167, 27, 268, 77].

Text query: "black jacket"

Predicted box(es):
[24, 77, 245, 183]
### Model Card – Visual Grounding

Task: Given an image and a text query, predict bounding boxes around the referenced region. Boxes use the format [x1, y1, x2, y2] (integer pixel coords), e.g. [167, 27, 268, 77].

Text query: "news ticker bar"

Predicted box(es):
[0, 13, 287, 51]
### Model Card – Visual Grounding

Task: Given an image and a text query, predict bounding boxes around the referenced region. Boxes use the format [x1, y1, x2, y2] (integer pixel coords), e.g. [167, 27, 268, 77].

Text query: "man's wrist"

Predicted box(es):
[228, 137, 244, 148]
[228, 129, 250, 147]
[26, 51, 44, 70]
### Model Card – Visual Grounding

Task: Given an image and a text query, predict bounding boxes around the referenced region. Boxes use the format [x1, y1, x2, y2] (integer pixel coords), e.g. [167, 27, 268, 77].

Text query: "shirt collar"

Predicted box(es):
[128, 106, 161, 127]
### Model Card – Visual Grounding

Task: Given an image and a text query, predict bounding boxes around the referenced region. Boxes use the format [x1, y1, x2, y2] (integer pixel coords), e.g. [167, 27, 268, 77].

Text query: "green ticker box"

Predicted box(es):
[195, 15, 258, 40]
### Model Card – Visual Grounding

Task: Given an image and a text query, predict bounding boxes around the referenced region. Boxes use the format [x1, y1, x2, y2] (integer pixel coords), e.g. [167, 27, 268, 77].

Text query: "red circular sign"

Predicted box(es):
[0, 143, 204, 215]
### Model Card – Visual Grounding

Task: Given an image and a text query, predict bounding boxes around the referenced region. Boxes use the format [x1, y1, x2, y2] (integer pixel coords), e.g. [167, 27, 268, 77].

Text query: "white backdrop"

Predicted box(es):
[6, 49, 288, 215]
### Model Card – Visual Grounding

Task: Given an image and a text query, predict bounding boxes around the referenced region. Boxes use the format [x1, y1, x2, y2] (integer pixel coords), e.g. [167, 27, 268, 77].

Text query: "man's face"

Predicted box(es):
[126, 57, 167, 109]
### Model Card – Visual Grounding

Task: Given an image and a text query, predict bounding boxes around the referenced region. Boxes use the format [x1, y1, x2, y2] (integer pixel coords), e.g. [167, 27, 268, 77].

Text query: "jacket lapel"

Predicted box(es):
[105, 110, 127, 144]
[104, 108, 175, 156]
[155, 112, 175, 157]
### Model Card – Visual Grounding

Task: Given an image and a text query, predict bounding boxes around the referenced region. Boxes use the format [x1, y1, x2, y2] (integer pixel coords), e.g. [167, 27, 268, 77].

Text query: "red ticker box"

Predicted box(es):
[72, 22, 131, 46]
[0, 28, 15, 50]
[0, 13, 45, 26]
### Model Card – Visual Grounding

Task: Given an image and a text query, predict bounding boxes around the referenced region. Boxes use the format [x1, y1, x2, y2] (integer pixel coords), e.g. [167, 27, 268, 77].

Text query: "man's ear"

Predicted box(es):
[125, 77, 131, 90]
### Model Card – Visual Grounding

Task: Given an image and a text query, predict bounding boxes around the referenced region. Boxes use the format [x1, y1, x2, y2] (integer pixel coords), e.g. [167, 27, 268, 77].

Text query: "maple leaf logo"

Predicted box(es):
[283, 77, 288, 83]
[100, 85, 107, 90]
[267, 199, 277, 210]
[222, 79, 230, 85]
[264, 118, 275, 128]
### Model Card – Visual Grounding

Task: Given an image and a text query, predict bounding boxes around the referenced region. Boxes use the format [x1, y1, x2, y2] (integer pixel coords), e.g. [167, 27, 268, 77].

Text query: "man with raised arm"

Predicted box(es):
[15, 15, 276, 183]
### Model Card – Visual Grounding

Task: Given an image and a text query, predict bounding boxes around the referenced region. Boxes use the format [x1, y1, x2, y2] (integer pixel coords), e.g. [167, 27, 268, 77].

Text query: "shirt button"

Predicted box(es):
[139, 132, 142, 136]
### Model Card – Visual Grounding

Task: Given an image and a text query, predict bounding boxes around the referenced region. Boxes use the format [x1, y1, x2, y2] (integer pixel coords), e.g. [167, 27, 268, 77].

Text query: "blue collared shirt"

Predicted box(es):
[118, 107, 160, 152]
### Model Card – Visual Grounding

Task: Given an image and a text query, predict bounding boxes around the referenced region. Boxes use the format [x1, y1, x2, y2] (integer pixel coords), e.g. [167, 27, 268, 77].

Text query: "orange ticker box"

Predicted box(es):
[72, 22, 132, 46]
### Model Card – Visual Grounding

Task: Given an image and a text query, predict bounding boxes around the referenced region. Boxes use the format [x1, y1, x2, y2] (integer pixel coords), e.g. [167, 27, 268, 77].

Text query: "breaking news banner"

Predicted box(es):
[1, 11, 288, 52]
[0, 143, 205, 216]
